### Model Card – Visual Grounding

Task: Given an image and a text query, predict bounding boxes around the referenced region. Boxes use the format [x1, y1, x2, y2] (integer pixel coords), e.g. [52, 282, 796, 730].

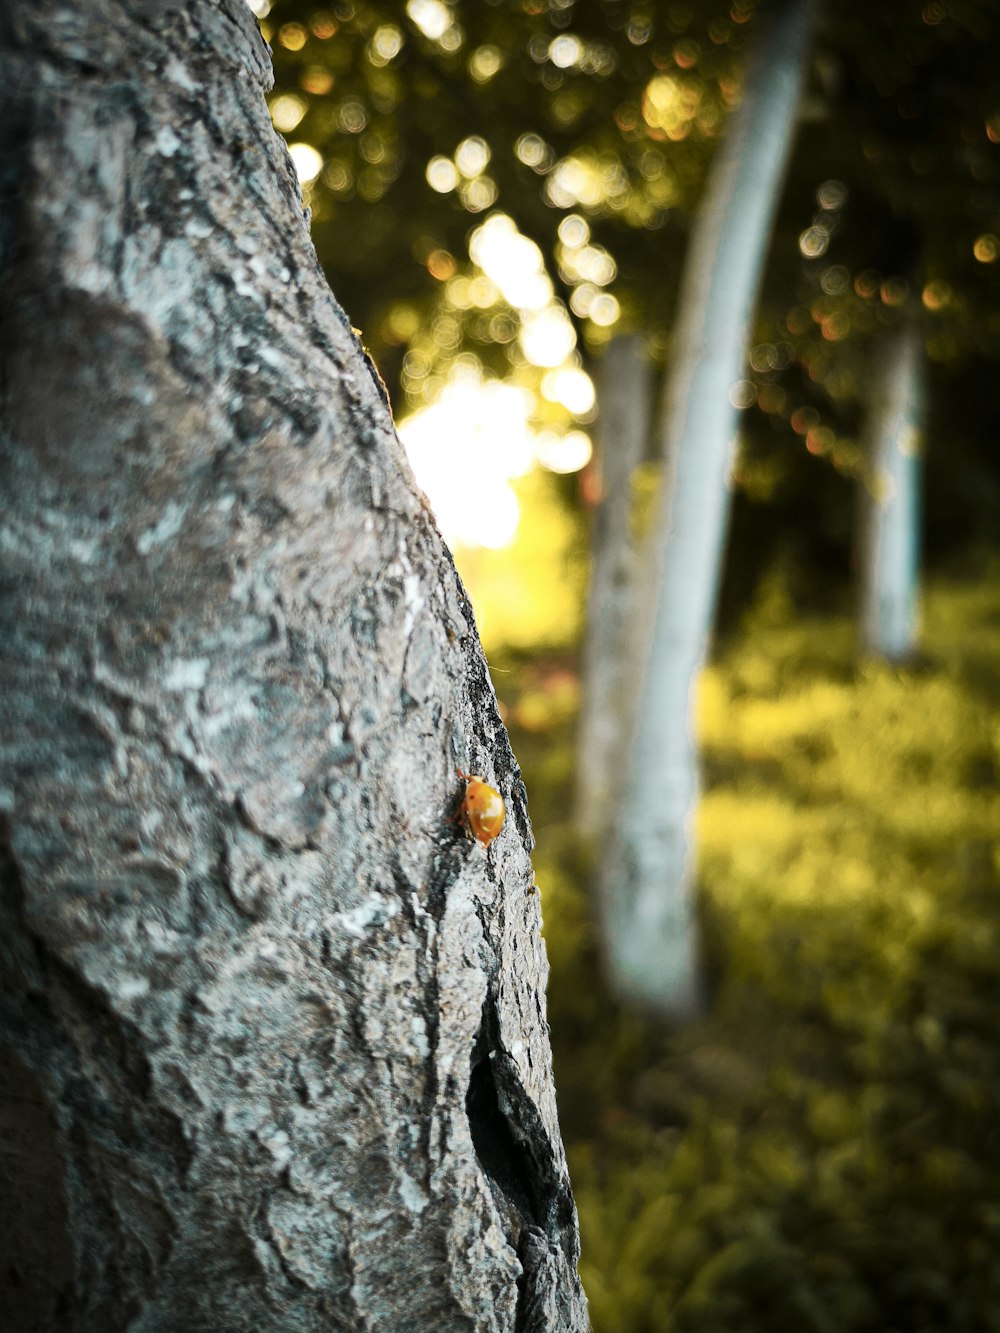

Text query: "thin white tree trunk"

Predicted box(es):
[602, 0, 819, 1016]
[0, 4, 587, 1329]
[576, 334, 654, 839]
[859, 318, 924, 661]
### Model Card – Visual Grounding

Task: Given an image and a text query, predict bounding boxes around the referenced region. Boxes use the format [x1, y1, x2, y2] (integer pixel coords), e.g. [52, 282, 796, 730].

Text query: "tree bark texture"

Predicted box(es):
[0, 3, 587, 1330]
[859, 316, 923, 662]
[575, 335, 653, 841]
[602, 0, 819, 1017]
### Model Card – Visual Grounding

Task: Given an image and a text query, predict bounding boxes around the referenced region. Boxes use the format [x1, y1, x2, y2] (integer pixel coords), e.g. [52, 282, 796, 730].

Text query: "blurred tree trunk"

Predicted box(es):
[859, 317, 924, 662]
[0, 4, 587, 1330]
[601, 0, 819, 1018]
[576, 334, 654, 840]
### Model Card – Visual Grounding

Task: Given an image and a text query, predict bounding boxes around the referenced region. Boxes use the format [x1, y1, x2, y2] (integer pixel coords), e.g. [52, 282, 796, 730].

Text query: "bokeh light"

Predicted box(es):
[399, 373, 535, 549]
[426, 156, 458, 193]
[469, 45, 503, 83]
[520, 307, 577, 366]
[455, 136, 490, 178]
[406, 0, 449, 41]
[536, 429, 593, 473]
[287, 141, 323, 183]
[269, 93, 306, 131]
[541, 367, 596, 416]
[470, 213, 551, 310]
[277, 21, 307, 50]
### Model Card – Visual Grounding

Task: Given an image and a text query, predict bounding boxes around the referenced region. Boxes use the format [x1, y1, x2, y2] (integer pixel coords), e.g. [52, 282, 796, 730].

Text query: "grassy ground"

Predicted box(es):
[504, 566, 1000, 1332]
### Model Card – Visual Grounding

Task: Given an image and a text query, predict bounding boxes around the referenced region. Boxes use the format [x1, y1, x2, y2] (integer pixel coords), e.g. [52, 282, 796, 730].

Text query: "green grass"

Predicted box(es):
[508, 567, 1000, 1333]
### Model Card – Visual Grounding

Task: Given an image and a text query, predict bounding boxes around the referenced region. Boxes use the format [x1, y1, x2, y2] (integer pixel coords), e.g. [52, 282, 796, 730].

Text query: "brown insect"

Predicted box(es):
[456, 767, 505, 848]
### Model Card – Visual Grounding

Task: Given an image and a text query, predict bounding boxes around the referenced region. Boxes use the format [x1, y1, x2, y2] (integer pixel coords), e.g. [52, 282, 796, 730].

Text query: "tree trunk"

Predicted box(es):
[0, 4, 587, 1330]
[575, 334, 654, 840]
[602, 0, 819, 1017]
[859, 317, 924, 662]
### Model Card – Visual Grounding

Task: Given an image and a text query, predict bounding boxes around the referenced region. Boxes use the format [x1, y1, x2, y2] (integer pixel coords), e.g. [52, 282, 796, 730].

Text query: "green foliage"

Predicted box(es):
[511, 565, 1000, 1331]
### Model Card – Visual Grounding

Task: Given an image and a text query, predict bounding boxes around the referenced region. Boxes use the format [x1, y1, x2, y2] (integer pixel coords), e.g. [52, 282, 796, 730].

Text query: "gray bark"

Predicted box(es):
[859, 317, 923, 662]
[0, 3, 587, 1330]
[575, 335, 653, 840]
[602, 0, 818, 1017]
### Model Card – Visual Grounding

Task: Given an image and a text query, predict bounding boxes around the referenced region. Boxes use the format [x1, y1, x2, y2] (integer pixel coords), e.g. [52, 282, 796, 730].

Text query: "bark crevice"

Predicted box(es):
[466, 1001, 542, 1235]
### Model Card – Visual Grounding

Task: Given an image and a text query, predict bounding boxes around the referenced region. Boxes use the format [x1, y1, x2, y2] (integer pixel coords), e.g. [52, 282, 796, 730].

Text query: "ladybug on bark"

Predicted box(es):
[456, 767, 505, 848]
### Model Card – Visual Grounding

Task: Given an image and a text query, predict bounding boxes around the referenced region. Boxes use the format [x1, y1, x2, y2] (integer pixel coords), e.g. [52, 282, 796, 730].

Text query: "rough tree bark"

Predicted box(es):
[859, 315, 924, 662]
[0, 3, 588, 1330]
[601, 0, 819, 1017]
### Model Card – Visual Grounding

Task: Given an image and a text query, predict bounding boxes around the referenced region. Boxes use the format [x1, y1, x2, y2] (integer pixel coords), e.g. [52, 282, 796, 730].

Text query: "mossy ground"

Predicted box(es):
[499, 565, 1000, 1333]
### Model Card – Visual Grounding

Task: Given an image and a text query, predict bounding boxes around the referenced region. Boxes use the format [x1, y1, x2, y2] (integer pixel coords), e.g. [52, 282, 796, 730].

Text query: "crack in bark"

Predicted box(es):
[466, 1001, 541, 1237]
[465, 993, 583, 1333]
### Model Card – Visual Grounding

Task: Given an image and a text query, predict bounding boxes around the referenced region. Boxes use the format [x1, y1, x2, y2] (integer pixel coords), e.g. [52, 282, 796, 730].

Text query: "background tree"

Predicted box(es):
[731, 0, 1000, 633]
[0, 3, 587, 1329]
[574, 331, 654, 839]
[858, 311, 924, 660]
[600, 0, 819, 1016]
